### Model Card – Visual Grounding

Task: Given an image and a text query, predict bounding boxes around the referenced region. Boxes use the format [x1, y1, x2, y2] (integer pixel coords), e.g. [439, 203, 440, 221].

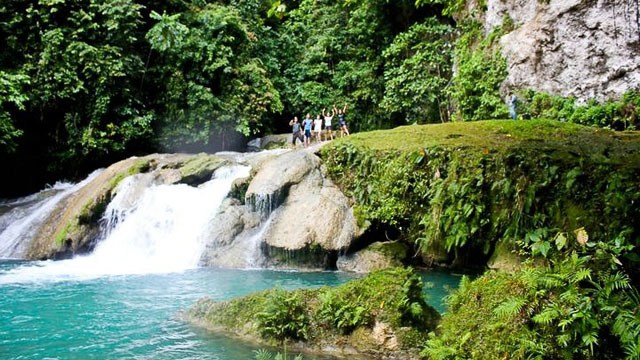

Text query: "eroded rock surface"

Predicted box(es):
[201, 146, 358, 268]
[26, 153, 226, 260]
[486, 0, 640, 101]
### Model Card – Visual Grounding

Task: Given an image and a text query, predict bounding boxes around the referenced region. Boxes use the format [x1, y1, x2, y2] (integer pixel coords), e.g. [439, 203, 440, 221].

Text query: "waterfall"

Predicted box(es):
[0, 170, 103, 259]
[93, 164, 251, 274]
[0, 165, 250, 283]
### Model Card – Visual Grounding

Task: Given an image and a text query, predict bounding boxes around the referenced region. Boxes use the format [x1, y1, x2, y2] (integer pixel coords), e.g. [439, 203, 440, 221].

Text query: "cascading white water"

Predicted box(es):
[0, 165, 250, 283]
[95, 164, 251, 273]
[0, 170, 103, 259]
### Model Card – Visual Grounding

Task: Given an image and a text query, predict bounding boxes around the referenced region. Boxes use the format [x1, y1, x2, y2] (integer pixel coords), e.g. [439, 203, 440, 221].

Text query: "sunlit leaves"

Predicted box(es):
[146, 11, 189, 52]
[381, 17, 453, 123]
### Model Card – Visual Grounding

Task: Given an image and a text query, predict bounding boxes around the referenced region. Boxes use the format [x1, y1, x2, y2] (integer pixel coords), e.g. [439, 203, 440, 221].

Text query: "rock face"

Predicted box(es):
[185, 268, 440, 359]
[485, 0, 640, 101]
[19, 144, 358, 269]
[201, 147, 359, 269]
[248, 150, 358, 252]
[337, 241, 409, 273]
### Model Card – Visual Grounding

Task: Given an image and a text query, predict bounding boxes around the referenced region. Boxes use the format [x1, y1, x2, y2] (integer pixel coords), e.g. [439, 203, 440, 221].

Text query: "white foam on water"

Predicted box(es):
[0, 165, 251, 284]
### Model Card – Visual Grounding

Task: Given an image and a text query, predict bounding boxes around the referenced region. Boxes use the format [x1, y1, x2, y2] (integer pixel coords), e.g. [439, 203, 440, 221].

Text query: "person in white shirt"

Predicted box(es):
[322, 107, 335, 141]
[313, 114, 323, 143]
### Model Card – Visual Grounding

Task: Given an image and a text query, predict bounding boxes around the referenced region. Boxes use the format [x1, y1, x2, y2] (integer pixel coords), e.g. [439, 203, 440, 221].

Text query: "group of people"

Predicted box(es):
[289, 104, 350, 147]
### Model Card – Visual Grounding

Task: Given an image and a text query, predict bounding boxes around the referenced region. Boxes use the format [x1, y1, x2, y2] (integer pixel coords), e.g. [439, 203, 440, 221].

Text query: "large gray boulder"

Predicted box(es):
[263, 168, 356, 251]
[245, 150, 320, 215]
[484, 0, 640, 101]
[200, 147, 358, 268]
[244, 148, 357, 253]
[337, 241, 409, 273]
[26, 153, 227, 260]
[199, 198, 264, 268]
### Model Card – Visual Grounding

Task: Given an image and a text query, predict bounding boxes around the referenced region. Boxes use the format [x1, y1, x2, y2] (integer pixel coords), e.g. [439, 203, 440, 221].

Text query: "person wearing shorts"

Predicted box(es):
[336, 103, 349, 137]
[288, 116, 303, 146]
[322, 107, 335, 141]
[302, 114, 313, 147]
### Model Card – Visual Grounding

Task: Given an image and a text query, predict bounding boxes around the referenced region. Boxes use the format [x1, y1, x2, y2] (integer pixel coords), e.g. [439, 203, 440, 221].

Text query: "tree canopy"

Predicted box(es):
[1, 0, 637, 196]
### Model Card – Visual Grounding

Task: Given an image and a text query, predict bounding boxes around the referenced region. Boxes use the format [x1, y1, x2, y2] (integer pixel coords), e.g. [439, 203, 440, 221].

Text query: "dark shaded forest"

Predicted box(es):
[1, 0, 638, 197]
[0, 0, 461, 196]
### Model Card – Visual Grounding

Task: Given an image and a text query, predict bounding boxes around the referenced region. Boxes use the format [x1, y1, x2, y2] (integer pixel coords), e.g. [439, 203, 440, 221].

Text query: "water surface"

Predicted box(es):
[0, 261, 460, 360]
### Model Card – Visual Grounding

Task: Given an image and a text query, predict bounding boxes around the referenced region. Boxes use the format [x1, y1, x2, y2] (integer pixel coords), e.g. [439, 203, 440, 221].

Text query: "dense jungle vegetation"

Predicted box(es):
[320, 120, 640, 358]
[1, 0, 638, 197]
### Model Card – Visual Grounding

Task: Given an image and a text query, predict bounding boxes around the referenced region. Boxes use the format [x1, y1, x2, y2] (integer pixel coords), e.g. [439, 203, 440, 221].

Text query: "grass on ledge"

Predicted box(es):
[333, 119, 640, 166]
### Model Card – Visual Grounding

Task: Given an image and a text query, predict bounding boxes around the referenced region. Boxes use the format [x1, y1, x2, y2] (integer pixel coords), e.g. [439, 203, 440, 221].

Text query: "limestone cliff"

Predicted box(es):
[480, 0, 639, 101]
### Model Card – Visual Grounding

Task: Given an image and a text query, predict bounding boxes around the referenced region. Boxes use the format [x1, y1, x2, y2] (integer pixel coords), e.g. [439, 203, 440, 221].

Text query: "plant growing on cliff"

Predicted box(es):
[518, 89, 640, 129]
[322, 120, 640, 268]
[448, 20, 508, 121]
[381, 17, 454, 123]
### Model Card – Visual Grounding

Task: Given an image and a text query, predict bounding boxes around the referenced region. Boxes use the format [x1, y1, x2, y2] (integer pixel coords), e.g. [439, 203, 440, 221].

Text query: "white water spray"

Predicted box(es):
[0, 165, 250, 283]
[0, 170, 103, 259]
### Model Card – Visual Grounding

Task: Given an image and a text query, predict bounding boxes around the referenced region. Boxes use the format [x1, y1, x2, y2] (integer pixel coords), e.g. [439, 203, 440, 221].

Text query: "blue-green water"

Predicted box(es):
[0, 261, 461, 359]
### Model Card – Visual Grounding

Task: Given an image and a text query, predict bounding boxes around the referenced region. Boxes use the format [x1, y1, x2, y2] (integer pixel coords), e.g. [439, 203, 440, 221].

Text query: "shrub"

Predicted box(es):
[256, 288, 309, 341]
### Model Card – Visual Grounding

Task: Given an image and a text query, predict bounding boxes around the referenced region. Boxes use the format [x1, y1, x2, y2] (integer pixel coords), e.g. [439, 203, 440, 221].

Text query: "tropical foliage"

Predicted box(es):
[423, 231, 640, 359]
[1, 0, 638, 196]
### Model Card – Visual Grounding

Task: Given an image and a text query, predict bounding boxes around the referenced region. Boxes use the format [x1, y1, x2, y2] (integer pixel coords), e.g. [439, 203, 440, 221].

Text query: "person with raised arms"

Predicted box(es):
[322, 107, 335, 141]
[335, 103, 349, 137]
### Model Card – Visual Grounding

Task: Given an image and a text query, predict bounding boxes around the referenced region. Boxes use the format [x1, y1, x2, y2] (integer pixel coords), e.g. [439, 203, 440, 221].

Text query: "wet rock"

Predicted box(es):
[337, 241, 409, 273]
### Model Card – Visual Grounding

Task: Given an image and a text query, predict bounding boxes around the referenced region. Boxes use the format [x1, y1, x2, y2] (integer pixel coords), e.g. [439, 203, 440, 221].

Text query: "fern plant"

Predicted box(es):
[256, 288, 309, 341]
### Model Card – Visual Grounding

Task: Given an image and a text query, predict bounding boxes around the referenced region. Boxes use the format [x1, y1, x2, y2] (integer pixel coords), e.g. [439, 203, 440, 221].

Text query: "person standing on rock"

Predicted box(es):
[508, 93, 518, 120]
[302, 113, 313, 147]
[289, 116, 303, 147]
[336, 103, 349, 137]
[313, 114, 323, 143]
[322, 107, 335, 141]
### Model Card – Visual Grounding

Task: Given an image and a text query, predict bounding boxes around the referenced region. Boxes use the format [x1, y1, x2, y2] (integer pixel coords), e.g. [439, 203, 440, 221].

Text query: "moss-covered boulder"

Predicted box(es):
[321, 120, 640, 269]
[423, 243, 638, 359]
[184, 267, 440, 359]
[172, 153, 227, 186]
[337, 241, 409, 273]
[26, 156, 152, 260]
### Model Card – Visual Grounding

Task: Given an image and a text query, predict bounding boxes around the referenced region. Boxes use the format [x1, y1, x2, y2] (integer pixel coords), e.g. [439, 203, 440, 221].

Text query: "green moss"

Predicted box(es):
[263, 243, 333, 269]
[186, 267, 440, 355]
[367, 241, 408, 263]
[130, 158, 151, 174]
[321, 120, 640, 268]
[425, 239, 637, 359]
[56, 159, 151, 247]
[54, 223, 74, 245]
[264, 140, 287, 150]
[179, 154, 226, 185]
